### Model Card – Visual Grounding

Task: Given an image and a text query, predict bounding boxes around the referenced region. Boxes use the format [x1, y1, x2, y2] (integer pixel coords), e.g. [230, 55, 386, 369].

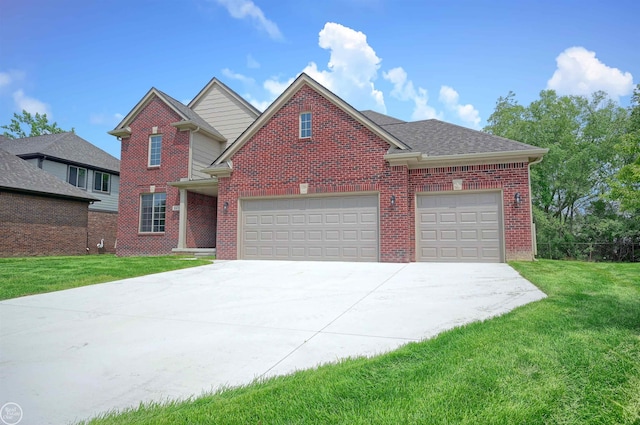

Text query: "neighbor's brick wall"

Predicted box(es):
[87, 210, 118, 254]
[116, 96, 188, 256]
[0, 191, 90, 257]
[408, 163, 534, 261]
[186, 192, 216, 248]
[216, 84, 411, 262]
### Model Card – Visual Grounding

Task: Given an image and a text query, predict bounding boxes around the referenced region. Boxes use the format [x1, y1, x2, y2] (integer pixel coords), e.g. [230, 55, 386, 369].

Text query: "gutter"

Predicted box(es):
[385, 148, 549, 168]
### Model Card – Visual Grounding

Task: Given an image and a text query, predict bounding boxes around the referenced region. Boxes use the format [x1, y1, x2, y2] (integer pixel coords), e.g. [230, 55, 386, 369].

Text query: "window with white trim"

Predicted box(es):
[149, 135, 162, 167]
[300, 112, 311, 138]
[68, 166, 87, 189]
[140, 193, 166, 233]
[93, 171, 110, 193]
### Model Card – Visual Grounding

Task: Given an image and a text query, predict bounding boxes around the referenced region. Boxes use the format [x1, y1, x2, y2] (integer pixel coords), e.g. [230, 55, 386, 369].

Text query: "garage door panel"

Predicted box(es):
[417, 192, 503, 262]
[242, 195, 379, 262]
[440, 229, 457, 241]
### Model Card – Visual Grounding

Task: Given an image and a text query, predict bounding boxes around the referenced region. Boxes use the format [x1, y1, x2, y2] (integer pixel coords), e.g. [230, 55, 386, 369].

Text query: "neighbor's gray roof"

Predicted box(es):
[0, 132, 120, 172]
[155, 89, 226, 141]
[373, 118, 540, 156]
[0, 148, 99, 201]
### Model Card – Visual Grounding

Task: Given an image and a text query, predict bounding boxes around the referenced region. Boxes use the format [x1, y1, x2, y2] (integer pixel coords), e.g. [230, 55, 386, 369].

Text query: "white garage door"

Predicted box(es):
[241, 195, 379, 262]
[416, 192, 503, 262]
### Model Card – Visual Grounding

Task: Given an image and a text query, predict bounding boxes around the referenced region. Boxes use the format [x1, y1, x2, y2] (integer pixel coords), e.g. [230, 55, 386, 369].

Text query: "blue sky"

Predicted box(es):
[1, 0, 638, 159]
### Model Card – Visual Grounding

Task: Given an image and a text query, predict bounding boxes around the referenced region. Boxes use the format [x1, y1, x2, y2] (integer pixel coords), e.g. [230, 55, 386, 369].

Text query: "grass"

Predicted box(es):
[0, 255, 212, 300]
[80, 260, 640, 425]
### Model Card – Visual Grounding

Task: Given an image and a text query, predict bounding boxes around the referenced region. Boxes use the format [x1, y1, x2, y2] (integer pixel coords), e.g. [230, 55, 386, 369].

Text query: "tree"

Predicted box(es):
[485, 89, 635, 260]
[485, 90, 626, 226]
[609, 84, 640, 213]
[1, 110, 66, 139]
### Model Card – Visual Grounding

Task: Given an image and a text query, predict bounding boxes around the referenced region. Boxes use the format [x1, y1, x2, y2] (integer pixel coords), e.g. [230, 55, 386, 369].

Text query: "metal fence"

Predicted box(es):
[536, 241, 640, 262]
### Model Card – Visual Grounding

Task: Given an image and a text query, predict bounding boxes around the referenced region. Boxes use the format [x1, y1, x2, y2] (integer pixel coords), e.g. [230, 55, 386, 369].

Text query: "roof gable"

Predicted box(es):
[0, 132, 120, 173]
[0, 148, 98, 201]
[189, 77, 261, 117]
[109, 88, 225, 141]
[213, 73, 409, 165]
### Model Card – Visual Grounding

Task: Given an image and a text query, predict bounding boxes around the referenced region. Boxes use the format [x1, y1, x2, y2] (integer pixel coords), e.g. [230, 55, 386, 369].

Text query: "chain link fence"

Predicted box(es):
[536, 241, 640, 262]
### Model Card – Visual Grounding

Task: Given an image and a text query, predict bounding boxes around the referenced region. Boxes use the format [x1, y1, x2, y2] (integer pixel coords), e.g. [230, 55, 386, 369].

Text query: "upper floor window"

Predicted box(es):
[149, 135, 162, 167]
[94, 171, 110, 193]
[300, 112, 312, 138]
[140, 192, 166, 233]
[68, 166, 87, 189]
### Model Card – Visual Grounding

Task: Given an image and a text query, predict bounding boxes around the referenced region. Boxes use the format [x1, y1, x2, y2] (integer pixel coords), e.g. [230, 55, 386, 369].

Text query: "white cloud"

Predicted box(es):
[90, 112, 123, 126]
[215, 0, 283, 40]
[12, 90, 51, 116]
[0, 72, 11, 88]
[438, 85, 481, 128]
[222, 68, 255, 85]
[301, 22, 386, 112]
[547, 47, 634, 100]
[383, 67, 439, 120]
[0, 69, 25, 89]
[247, 54, 260, 69]
[245, 23, 387, 113]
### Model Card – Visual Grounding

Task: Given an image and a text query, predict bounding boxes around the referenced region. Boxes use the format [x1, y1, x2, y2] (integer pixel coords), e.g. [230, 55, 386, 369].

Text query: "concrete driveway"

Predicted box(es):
[0, 261, 545, 424]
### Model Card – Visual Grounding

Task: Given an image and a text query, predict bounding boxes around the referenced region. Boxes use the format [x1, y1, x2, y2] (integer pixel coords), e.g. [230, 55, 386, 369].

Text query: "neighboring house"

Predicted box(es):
[110, 73, 547, 262]
[0, 148, 99, 257]
[0, 132, 120, 253]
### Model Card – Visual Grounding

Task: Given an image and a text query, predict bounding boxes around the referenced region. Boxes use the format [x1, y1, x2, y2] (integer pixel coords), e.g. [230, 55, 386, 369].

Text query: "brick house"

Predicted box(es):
[0, 148, 98, 257]
[0, 132, 120, 254]
[110, 74, 547, 262]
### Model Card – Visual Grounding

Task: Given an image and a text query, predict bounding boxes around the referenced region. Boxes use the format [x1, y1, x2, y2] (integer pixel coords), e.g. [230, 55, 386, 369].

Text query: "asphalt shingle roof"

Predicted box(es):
[374, 118, 540, 156]
[0, 132, 120, 172]
[0, 148, 98, 201]
[360, 110, 406, 126]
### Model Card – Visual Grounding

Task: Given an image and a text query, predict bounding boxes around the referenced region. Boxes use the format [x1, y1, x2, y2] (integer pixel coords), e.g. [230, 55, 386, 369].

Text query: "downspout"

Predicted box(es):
[528, 156, 544, 258]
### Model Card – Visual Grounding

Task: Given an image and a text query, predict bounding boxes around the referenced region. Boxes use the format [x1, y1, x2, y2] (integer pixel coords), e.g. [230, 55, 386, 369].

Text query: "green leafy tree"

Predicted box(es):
[609, 84, 640, 213]
[485, 90, 635, 260]
[1, 110, 66, 139]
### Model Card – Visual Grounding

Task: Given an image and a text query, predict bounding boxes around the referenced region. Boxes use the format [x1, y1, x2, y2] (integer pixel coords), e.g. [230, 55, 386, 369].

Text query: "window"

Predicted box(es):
[140, 193, 166, 233]
[149, 135, 162, 167]
[300, 112, 312, 138]
[93, 171, 110, 193]
[68, 166, 87, 189]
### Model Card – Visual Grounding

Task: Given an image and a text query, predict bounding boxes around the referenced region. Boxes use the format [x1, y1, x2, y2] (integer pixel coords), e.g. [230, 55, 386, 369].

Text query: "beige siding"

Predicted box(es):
[191, 132, 222, 180]
[192, 85, 257, 149]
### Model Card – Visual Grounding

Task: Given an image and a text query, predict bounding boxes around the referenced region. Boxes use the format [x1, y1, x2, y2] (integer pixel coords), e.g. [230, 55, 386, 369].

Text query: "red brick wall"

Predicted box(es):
[186, 193, 216, 248]
[408, 163, 534, 261]
[216, 84, 411, 262]
[0, 191, 90, 257]
[87, 210, 118, 254]
[116, 96, 188, 256]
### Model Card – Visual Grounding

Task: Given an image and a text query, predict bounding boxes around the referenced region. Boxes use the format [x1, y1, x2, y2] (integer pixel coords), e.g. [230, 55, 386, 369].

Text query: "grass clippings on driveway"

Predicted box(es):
[81, 260, 640, 425]
[0, 255, 212, 300]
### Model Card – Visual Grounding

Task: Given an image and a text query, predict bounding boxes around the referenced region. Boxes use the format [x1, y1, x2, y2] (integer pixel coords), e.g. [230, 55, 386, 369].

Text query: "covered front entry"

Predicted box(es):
[240, 194, 379, 261]
[416, 191, 503, 262]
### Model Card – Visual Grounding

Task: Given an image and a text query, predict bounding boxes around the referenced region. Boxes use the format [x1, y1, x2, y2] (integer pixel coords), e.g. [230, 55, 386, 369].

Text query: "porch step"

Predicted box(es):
[171, 248, 217, 257]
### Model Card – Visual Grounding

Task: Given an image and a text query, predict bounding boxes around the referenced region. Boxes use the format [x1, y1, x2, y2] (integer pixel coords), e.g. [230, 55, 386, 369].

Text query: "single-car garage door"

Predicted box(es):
[241, 195, 379, 262]
[416, 192, 503, 262]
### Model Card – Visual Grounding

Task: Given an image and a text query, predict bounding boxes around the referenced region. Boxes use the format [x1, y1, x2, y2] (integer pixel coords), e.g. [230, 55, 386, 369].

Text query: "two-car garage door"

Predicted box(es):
[240, 191, 504, 263]
[241, 195, 379, 262]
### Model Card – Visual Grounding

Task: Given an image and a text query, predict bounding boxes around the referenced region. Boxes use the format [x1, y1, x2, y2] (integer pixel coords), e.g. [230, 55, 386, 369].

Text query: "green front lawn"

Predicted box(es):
[0, 255, 212, 300]
[82, 260, 640, 425]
